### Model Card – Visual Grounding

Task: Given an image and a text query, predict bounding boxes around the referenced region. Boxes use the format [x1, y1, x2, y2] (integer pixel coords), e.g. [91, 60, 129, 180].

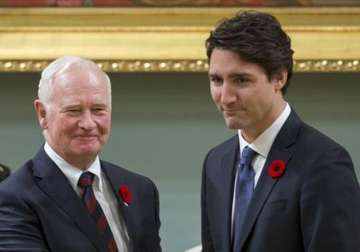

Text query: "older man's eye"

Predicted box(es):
[92, 108, 108, 115]
[66, 109, 81, 115]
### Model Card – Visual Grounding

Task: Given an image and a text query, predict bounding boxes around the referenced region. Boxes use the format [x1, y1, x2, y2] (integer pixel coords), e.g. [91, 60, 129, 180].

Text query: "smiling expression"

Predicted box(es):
[35, 66, 111, 169]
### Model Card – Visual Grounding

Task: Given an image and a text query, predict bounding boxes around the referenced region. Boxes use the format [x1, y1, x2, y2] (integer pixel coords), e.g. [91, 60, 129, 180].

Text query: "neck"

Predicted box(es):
[66, 157, 96, 171]
[242, 100, 286, 143]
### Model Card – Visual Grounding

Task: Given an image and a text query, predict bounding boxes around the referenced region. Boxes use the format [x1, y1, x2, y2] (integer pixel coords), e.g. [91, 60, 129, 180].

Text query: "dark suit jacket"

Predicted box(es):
[0, 163, 10, 182]
[201, 111, 360, 252]
[0, 148, 161, 252]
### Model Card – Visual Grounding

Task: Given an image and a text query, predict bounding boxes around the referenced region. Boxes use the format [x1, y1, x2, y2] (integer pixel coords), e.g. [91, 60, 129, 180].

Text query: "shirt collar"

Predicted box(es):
[44, 142, 103, 192]
[238, 103, 291, 158]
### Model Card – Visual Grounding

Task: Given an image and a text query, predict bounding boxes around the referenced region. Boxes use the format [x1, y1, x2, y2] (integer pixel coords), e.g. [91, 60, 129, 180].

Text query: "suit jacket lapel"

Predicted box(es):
[237, 111, 302, 251]
[213, 136, 239, 251]
[101, 163, 134, 251]
[32, 148, 107, 252]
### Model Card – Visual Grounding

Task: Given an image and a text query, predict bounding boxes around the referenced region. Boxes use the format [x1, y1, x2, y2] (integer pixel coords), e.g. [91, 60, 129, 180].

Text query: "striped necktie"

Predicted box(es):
[78, 171, 118, 252]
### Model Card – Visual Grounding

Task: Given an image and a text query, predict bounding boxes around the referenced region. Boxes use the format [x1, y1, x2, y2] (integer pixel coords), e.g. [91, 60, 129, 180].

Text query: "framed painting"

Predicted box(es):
[1, 1, 359, 7]
[0, 1, 359, 72]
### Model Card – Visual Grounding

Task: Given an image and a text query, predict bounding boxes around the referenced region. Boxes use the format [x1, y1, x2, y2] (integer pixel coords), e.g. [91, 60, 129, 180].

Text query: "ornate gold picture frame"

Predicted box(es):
[0, 7, 359, 72]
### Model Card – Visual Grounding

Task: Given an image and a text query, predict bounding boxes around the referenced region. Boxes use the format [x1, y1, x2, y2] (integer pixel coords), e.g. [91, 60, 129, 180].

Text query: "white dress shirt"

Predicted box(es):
[231, 103, 291, 237]
[44, 143, 129, 252]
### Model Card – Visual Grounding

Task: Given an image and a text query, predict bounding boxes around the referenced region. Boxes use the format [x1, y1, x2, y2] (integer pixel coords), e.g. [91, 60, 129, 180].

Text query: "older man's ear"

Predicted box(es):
[34, 100, 48, 129]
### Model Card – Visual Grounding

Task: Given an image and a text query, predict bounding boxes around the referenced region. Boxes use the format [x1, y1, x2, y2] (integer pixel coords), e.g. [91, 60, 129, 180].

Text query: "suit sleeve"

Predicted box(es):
[300, 146, 360, 251]
[152, 180, 162, 252]
[0, 187, 49, 252]
[201, 150, 215, 252]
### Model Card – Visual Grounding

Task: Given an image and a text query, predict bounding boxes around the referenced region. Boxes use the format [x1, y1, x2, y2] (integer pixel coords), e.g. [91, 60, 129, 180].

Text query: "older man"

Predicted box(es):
[201, 11, 360, 252]
[0, 56, 161, 252]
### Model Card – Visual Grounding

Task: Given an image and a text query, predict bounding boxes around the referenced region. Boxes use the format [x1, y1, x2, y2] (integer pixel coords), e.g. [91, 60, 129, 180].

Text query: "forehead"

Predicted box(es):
[209, 49, 265, 76]
[51, 68, 110, 104]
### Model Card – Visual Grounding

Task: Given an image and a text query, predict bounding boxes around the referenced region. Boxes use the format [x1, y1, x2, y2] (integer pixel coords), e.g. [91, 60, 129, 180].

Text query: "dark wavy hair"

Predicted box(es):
[206, 11, 294, 95]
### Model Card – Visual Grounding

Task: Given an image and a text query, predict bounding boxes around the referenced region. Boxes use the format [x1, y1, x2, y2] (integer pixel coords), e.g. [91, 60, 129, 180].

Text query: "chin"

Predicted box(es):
[225, 120, 243, 130]
[74, 144, 101, 155]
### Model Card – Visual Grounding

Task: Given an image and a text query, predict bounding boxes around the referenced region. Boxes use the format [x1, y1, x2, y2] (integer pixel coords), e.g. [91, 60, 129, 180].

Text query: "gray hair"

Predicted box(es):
[38, 55, 111, 105]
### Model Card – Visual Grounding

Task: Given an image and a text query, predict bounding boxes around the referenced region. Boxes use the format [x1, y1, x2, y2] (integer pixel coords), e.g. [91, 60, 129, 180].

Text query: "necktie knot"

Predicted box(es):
[240, 146, 256, 167]
[78, 171, 95, 188]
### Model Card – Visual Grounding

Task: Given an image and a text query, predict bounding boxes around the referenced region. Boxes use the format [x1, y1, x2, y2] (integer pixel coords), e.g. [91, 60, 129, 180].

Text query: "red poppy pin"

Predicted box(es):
[119, 185, 132, 206]
[268, 160, 286, 179]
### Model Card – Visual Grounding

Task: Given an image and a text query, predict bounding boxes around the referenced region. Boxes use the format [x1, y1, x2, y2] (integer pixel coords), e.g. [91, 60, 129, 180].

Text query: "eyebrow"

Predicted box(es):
[208, 73, 220, 78]
[230, 72, 253, 78]
[92, 103, 108, 107]
[208, 72, 253, 79]
[62, 104, 80, 109]
[62, 103, 108, 109]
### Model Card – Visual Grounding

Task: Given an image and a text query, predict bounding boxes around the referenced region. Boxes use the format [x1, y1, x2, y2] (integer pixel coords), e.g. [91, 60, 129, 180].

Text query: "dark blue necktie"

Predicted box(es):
[78, 172, 118, 252]
[233, 146, 256, 252]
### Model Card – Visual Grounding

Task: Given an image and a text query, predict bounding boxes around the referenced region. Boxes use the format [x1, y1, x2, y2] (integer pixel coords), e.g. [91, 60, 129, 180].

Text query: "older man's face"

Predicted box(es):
[37, 67, 111, 168]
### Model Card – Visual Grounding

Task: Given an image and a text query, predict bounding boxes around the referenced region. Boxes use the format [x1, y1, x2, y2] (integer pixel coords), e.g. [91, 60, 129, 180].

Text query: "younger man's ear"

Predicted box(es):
[34, 100, 48, 129]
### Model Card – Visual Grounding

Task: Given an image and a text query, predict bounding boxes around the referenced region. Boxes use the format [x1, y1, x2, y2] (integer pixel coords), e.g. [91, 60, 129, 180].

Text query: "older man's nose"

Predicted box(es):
[78, 111, 96, 130]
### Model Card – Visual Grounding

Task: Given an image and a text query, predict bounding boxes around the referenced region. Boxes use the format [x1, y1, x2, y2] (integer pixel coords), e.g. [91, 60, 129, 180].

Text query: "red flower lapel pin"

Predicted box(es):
[268, 160, 286, 179]
[119, 185, 132, 206]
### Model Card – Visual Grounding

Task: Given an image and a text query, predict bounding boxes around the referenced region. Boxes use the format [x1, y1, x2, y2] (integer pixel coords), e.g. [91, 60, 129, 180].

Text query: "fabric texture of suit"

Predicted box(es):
[201, 110, 360, 252]
[0, 148, 161, 252]
[0, 163, 10, 182]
